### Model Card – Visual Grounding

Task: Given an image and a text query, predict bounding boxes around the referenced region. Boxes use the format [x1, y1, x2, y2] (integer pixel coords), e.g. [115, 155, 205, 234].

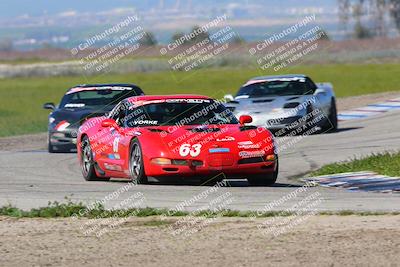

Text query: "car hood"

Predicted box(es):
[226, 95, 311, 113]
[50, 107, 110, 130]
[137, 124, 274, 158]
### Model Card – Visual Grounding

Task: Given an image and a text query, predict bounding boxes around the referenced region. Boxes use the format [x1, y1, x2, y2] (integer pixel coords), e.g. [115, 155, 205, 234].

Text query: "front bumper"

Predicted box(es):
[49, 130, 78, 151]
[235, 111, 307, 131]
[144, 155, 277, 178]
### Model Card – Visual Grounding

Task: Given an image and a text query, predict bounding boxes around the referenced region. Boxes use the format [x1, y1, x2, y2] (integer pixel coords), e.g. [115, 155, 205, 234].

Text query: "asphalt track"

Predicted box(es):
[1, 109, 400, 212]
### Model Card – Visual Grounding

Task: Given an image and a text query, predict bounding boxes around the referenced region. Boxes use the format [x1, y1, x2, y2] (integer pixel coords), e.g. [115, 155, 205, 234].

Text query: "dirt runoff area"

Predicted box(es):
[0, 215, 399, 267]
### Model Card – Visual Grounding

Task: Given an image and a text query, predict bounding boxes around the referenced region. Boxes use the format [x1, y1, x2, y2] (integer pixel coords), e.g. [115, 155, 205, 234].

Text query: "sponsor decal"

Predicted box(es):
[113, 137, 120, 153]
[64, 103, 85, 108]
[112, 137, 121, 159]
[104, 163, 122, 171]
[166, 99, 211, 104]
[108, 154, 120, 160]
[55, 121, 70, 131]
[132, 120, 158, 125]
[216, 136, 235, 142]
[238, 144, 261, 149]
[209, 148, 230, 153]
[237, 141, 261, 148]
[238, 141, 253, 145]
[242, 77, 306, 87]
[239, 150, 265, 158]
[67, 86, 133, 95]
[179, 143, 202, 157]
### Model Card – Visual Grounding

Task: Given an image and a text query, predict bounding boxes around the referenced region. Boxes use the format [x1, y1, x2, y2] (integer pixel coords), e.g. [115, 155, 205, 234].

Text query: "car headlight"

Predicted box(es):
[49, 117, 55, 124]
[271, 108, 283, 113]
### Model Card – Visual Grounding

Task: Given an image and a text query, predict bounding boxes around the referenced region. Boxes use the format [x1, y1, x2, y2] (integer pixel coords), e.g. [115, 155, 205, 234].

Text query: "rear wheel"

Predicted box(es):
[247, 157, 279, 186]
[129, 139, 148, 184]
[81, 136, 102, 181]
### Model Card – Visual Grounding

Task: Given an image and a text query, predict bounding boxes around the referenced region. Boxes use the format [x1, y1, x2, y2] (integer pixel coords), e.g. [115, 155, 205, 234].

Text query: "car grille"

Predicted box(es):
[207, 155, 234, 167]
[238, 157, 265, 164]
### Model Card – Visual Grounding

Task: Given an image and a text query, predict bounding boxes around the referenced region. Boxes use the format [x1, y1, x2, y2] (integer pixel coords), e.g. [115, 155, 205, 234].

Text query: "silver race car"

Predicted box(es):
[224, 74, 338, 134]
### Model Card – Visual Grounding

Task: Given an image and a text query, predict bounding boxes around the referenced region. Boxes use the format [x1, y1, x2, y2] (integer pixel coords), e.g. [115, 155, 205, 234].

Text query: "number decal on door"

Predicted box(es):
[179, 144, 202, 157]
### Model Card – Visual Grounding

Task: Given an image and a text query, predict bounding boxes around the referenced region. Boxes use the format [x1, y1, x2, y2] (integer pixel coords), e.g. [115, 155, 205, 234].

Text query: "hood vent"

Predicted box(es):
[239, 125, 258, 131]
[252, 99, 273, 103]
[148, 128, 168, 133]
[84, 113, 106, 119]
[287, 96, 299, 101]
[190, 128, 220, 133]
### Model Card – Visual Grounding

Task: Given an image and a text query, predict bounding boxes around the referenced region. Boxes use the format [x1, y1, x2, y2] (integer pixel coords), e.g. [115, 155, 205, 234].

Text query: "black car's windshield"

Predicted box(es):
[237, 80, 312, 97]
[125, 100, 239, 127]
[59, 89, 141, 109]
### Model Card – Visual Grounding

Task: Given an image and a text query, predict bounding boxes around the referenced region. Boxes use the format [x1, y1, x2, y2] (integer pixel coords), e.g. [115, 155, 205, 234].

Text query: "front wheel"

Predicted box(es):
[80, 136, 102, 181]
[129, 139, 148, 184]
[247, 157, 279, 186]
[322, 98, 338, 132]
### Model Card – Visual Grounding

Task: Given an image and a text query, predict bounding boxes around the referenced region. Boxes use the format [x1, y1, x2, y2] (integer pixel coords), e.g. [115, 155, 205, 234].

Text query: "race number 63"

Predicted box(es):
[179, 144, 202, 157]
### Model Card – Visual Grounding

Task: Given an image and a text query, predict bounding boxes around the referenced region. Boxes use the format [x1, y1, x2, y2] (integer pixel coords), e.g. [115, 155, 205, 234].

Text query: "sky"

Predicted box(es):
[0, 0, 336, 18]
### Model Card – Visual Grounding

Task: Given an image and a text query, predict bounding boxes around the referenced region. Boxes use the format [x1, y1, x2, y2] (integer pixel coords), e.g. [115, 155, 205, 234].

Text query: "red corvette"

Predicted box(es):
[77, 95, 278, 185]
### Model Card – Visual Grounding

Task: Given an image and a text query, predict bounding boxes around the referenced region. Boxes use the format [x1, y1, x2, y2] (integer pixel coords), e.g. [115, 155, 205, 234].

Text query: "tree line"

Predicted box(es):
[338, 0, 400, 38]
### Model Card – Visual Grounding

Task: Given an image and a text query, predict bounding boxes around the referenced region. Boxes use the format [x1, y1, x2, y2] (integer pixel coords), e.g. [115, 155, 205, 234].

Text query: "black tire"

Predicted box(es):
[47, 133, 56, 153]
[129, 139, 148, 184]
[81, 136, 102, 181]
[327, 98, 338, 132]
[48, 142, 55, 153]
[320, 98, 338, 132]
[247, 157, 279, 186]
[301, 105, 315, 134]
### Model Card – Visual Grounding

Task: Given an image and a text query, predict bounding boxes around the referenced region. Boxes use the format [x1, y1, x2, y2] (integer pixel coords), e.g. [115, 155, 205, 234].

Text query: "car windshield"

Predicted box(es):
[237, 80, 312, 97]
[59, 89, 142, 109]
[125, 100, 239, 127]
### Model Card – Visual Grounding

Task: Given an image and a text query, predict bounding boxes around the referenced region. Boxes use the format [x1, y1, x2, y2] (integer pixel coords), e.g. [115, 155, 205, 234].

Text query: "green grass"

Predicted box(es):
[1, 63, 400, 137]
[309, 151, 400, 177]
[0, 201, 398, 219]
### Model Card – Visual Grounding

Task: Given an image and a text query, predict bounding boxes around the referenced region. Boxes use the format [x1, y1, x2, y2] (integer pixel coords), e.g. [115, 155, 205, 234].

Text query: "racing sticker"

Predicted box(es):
[239, 150, 265, 158]
[179, 144, 202, 157]
[104, 163, 122, 171]
[238, 141, 261, 149]
[216, 136, 235, 142]
[132, 120, 158, 125]
[54, 120, 70, 131]
[209, 148, 230, 153]
[64, 103, 85, 108]
[67, 86, 134, 95]
[113, 137, 120, 153]
[166, 99, 211, 104]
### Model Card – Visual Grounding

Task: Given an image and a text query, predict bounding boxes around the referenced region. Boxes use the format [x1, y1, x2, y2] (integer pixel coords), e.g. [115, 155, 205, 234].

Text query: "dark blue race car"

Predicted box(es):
[43, 84, 144, 153]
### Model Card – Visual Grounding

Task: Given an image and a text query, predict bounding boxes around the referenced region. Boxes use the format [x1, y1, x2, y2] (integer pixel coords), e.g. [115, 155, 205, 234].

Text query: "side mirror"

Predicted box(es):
[101, 118, 117, 128]
[224, 94, 234, 102]
[43, 102, 55, 110]
[239, 115, 253, 125]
